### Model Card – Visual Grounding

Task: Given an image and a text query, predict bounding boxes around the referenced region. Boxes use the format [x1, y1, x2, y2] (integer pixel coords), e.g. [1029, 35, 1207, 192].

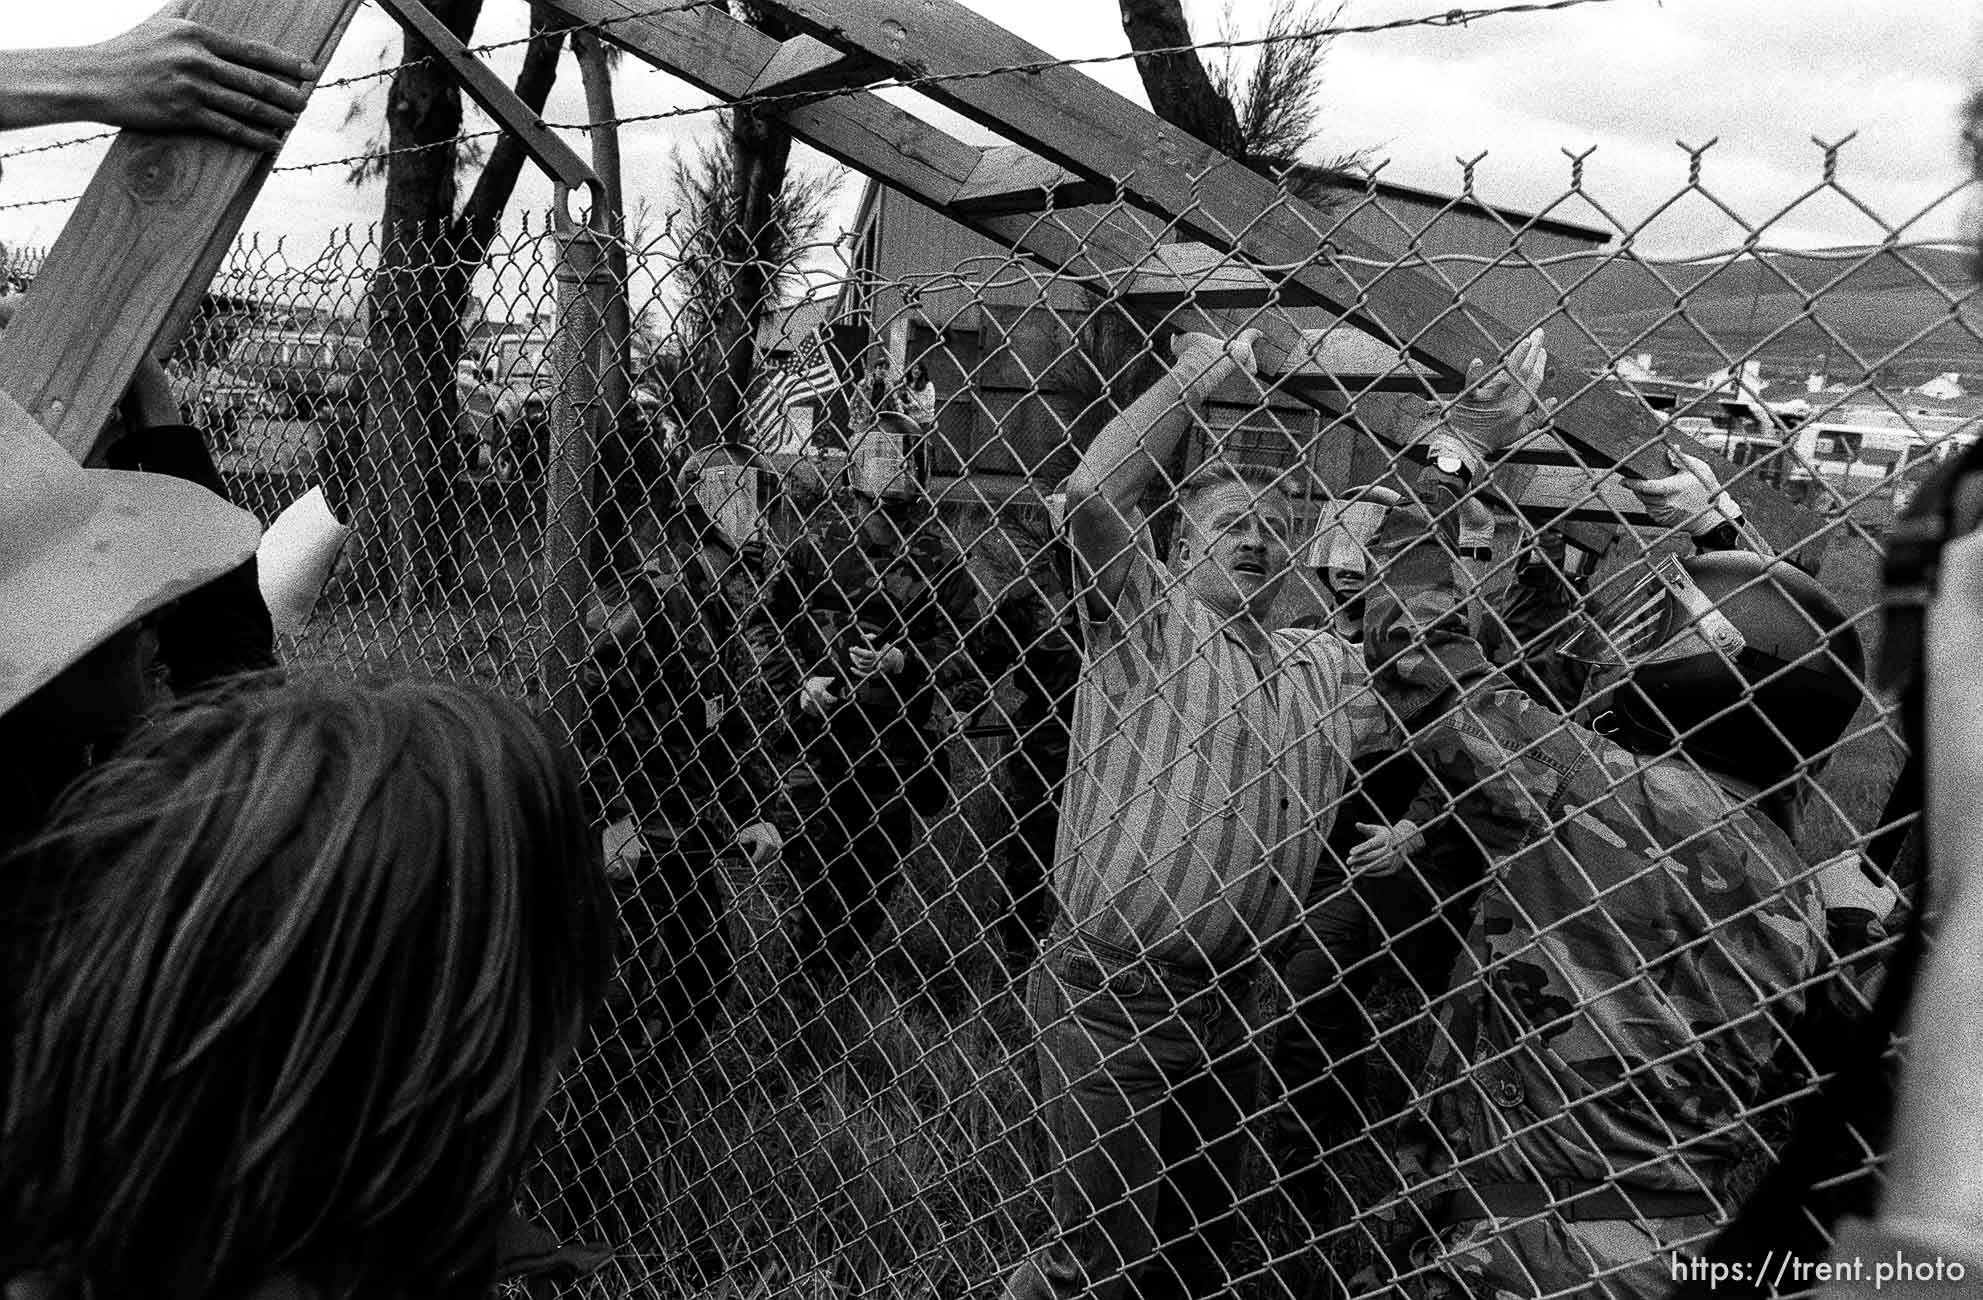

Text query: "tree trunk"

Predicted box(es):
[701, 108, 793, 447]
[1117, 0, 1243, 157]
[696, 2, 798, 449]
[455, 5, 568, 262]
[336, 2, 562, 605]
[358, 0, 484, 607]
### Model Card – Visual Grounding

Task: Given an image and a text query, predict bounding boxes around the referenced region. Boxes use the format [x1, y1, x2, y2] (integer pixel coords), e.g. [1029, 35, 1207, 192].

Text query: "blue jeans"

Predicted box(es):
[1005, 933, 1262, 1300]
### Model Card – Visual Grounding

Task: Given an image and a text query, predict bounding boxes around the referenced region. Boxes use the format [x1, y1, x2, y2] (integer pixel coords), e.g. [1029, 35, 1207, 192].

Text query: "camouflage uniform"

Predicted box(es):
[1478, 528, 1594, 713]
[961, 561, 1083, 965]
[1364, 465, 1831, 1299]
[775, 497, 984, 979]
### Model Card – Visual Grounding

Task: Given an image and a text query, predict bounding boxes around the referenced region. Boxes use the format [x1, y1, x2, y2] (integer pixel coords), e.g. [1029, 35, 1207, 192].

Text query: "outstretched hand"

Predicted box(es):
[1427, 328, 1554, 477]
[58, 13, 318, 151]
[849, 642, 906, 677]
[798, 675, 840, 717]
[1628, 448, 1742, 537]
[1454, 328, 1549, 434]
[1345, 819, 1425, 877]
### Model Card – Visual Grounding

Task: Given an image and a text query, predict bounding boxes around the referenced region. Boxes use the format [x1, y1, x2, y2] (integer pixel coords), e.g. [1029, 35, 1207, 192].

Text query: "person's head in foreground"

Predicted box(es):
[1172, 460, 1296, 620]
[0, 389, 257, 759]
[1561, 547, 1863, 826]
[0, 676, 614, 1300]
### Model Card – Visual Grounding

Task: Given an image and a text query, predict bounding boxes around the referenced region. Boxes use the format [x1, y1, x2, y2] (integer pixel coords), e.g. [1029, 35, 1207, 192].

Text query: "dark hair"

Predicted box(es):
[0, 676, 614, 1300]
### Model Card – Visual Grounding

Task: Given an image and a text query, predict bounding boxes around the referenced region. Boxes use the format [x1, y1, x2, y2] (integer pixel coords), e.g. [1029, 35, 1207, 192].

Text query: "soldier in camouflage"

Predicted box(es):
[775, 435, 984, 985]
[1365, 332, 1879, 1298]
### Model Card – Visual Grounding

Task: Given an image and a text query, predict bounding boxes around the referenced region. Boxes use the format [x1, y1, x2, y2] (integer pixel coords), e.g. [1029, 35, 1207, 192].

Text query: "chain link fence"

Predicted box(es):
[13, 124, 1967, 1297]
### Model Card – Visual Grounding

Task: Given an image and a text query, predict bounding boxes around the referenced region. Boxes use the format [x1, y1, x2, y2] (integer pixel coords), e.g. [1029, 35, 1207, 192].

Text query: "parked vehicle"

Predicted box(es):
[1619, 377, 1982, 525]
[225, 328, 361, 420]
[458, 332, 679, 484]
[175, 364, 279, 450]
[1692, 395, 1978, 518]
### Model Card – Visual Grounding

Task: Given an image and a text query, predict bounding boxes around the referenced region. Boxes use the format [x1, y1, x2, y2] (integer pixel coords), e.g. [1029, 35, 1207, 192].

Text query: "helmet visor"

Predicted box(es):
[1562, 554, 1752, 669]
[1559, 553, 1748, 669]
[1560, 555, 1681, 667]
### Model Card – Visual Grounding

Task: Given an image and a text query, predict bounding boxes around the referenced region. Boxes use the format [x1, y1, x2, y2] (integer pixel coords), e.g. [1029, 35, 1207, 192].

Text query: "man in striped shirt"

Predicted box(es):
[1005, 331, 1405, 1300]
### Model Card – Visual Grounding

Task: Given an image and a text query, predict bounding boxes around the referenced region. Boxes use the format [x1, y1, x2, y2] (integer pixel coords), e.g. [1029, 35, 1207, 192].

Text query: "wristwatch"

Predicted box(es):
[1414, 445, 1474, 484]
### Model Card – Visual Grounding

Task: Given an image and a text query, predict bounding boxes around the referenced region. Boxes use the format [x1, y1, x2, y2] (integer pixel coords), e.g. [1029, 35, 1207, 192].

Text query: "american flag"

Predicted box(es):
[748, 326, 838, 444]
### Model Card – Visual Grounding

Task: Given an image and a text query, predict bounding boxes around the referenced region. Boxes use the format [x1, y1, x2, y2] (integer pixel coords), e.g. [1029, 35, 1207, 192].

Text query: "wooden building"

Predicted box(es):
[818, 171, 1613, 515]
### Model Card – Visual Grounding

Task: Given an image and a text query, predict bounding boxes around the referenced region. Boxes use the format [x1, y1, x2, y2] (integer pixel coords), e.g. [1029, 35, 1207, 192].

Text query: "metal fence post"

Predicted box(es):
[543, 212, 611, 743]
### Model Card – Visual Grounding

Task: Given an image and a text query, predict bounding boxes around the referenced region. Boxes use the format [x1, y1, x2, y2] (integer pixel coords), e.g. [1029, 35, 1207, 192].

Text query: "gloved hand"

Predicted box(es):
[1423, 328, 1551, 478]
[735, 821, 784, 868]
[1628, 447, 1743, 536]
[1344, 818, 1426, 877]
[798, 675, 840, 717]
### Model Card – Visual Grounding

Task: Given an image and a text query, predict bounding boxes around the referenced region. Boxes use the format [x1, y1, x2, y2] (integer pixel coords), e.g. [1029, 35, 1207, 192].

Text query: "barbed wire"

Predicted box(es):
[270, 126, 515, 177]
[0, 0, 1639, 183]
[0, 128, 117, 165]
[0, 192, 84, 214]
[537, 0, 1642, 132]
[321, 0, 1632, 101]
[314, 0, 729, 96]
[0, 0, 731, 166]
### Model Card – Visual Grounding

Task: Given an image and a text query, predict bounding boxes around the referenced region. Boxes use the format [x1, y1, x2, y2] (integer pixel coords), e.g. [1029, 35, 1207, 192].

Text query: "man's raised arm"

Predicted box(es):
[1061, 330, 1260, 621]
[0, 11, 316, 152]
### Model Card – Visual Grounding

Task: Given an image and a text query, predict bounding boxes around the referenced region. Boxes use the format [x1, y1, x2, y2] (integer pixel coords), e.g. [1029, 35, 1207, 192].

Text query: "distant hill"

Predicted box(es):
[1512, 245, 1983, 386]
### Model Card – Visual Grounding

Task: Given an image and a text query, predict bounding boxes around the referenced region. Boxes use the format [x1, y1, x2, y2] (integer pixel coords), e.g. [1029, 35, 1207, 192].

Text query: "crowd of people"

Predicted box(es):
[0, 12, 1978, 1300]
[563, 332, 1915, 1300]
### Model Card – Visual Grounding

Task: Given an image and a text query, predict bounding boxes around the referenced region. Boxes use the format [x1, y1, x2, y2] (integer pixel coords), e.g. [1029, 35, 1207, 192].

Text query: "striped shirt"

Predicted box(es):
[1055, 541, 1398, 970]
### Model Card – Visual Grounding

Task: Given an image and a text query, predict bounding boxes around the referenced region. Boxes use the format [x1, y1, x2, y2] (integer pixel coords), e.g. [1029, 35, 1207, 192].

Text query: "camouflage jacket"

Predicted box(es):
[778, 512, 983, 767]
[1365, 465, 1829, 1198]
[1477, 534, 1592, 712]
[580, 559, 805, 841]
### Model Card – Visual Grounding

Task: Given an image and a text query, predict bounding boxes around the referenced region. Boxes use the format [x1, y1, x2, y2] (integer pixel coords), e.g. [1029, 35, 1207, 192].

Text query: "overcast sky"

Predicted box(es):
[0, 0, 1975, 271]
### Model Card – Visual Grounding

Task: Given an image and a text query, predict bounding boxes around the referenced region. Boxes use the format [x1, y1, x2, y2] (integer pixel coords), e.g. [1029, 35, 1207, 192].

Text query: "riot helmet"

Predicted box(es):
[1562, 549, 1865, 786]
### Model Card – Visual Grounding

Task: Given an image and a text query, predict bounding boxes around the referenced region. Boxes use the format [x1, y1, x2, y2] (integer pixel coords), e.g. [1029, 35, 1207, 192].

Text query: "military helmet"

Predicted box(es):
[1561, 549, 1865, 784]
